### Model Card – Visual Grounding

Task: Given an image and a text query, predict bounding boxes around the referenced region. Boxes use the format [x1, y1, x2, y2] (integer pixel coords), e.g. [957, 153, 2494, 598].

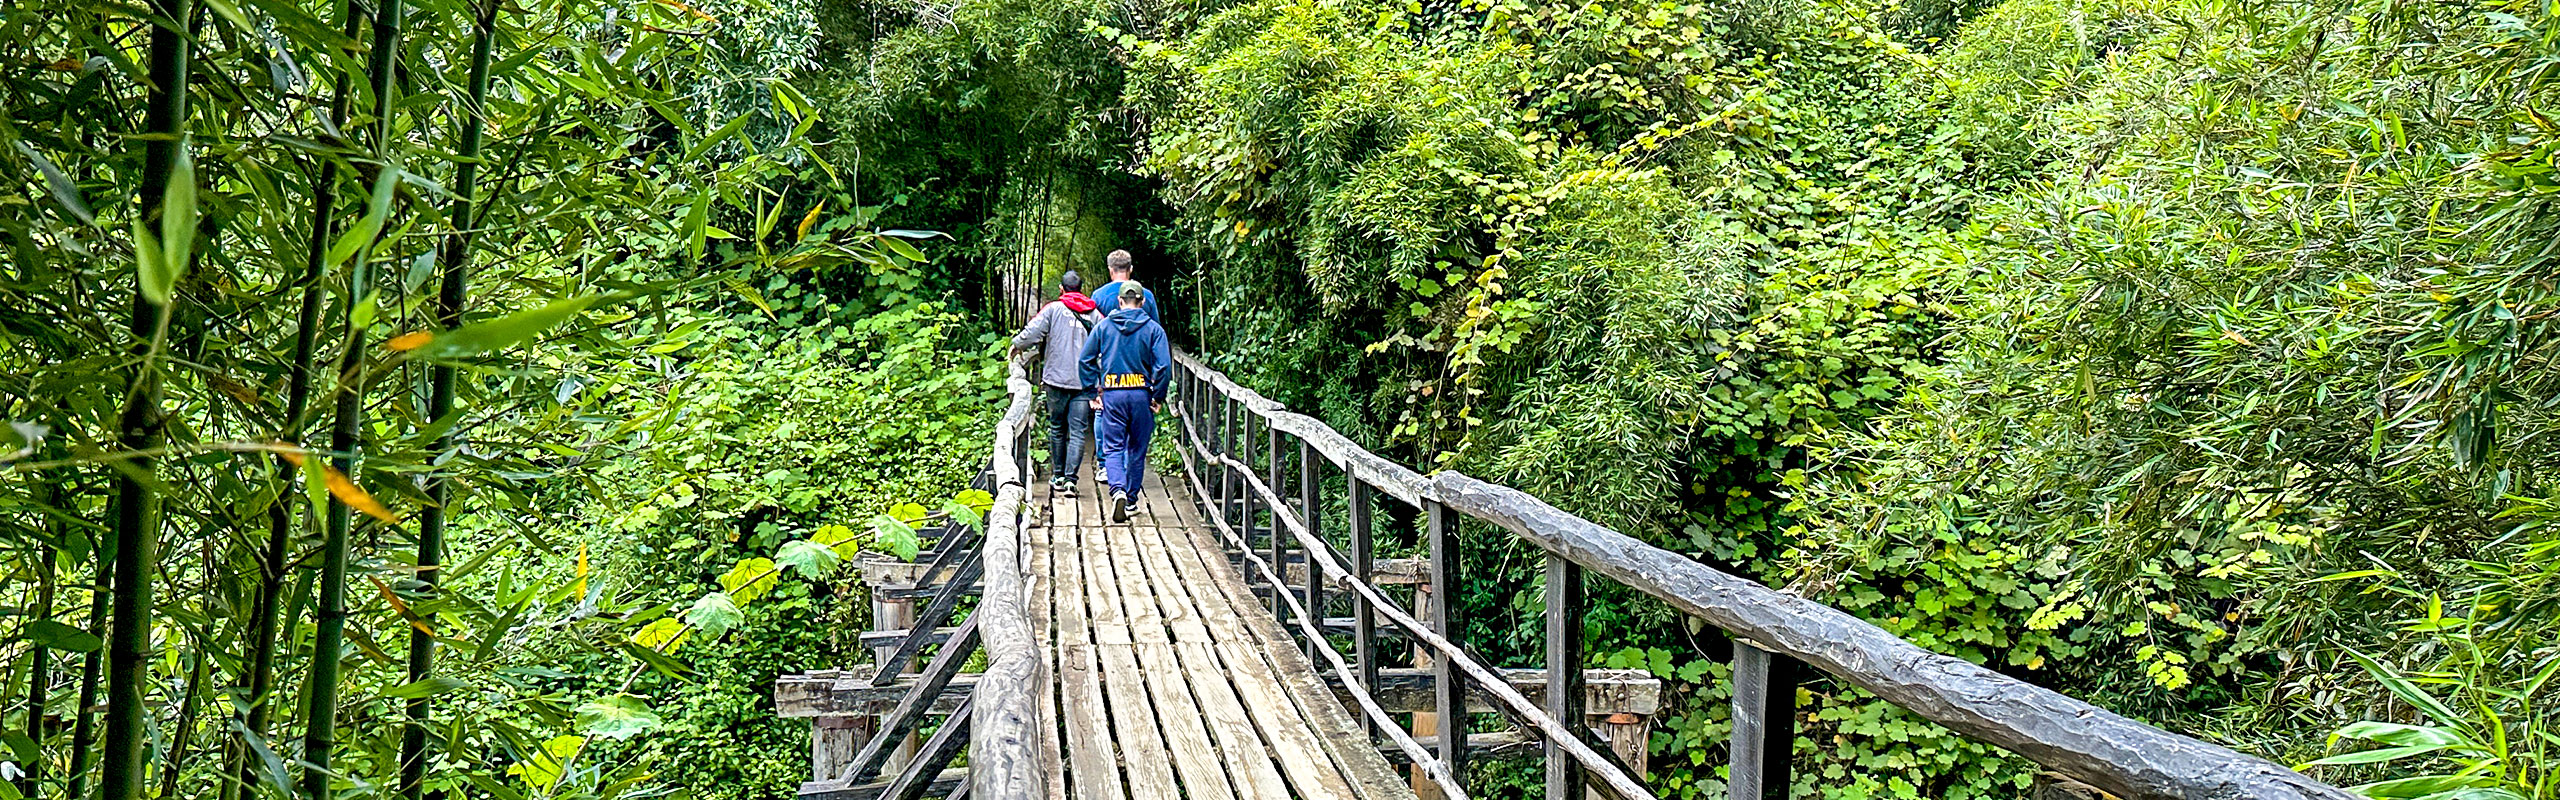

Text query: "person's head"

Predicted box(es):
[1060, 270, 1084, 293]
[1117, 280, 1146, 308]
[1106, 250, 1134, 279]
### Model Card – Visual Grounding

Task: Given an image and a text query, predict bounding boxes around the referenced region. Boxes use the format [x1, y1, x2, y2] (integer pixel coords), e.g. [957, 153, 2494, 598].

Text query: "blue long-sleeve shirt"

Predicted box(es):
[1079, 307, 1172, 403]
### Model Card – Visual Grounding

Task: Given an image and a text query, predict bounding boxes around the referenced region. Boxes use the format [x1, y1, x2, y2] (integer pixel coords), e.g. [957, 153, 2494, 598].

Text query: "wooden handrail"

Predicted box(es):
[1170, 348, 2351, 800]
[968, 353, 1046, 800]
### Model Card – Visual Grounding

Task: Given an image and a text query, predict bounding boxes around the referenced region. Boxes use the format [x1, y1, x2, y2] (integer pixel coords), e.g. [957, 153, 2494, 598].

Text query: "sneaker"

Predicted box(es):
[1060, 480, 1078, 498]
[1112, 492, 1132, 523]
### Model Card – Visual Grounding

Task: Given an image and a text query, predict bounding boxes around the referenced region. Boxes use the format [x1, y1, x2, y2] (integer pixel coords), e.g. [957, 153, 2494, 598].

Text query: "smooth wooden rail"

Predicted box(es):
[1170, 349, 2352, 800]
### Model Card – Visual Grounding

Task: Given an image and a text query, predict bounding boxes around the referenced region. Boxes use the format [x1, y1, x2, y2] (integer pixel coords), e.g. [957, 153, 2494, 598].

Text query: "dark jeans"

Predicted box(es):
[1043, 385, 1096, 481]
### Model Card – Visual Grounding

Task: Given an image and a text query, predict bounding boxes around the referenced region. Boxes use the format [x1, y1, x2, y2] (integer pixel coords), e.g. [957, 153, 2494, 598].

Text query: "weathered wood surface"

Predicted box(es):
[967, 354, 1046, 800]
[1175, 349, 2351, 800]
[1433, 472, 2351, 800]
[1320, 668, 1661, 715]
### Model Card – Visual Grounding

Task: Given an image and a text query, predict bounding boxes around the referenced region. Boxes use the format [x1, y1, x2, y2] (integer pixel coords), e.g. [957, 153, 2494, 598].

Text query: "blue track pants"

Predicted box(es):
[1096, 389, 1155, 499]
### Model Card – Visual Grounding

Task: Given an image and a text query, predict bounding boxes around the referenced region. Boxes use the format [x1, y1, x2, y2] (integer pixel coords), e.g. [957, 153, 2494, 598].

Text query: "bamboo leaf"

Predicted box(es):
[275, 449, 402, 523]
[22, 619, 102, 653]
[325, 167, 400, 269]
[15, 142, 94, 224]
[380, 676, 465, 699]
[412, 295, 607, 361]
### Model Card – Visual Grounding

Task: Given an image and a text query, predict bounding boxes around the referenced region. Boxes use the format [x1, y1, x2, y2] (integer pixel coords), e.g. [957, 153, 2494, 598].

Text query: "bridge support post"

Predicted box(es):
[1348, 476, 1376, 738]
[1428, 500, 1469, 794]
[1301, 439, 1326, 663]
[1545, 553, 1586, 800]
[1729, 640, 1799, 800]
[1268, 423, 1285, 622]
[871, 590, 920, 771]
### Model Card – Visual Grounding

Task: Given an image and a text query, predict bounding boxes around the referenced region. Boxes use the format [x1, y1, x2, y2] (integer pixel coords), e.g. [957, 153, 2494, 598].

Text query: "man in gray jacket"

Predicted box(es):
[1010, 271, 1105, 494]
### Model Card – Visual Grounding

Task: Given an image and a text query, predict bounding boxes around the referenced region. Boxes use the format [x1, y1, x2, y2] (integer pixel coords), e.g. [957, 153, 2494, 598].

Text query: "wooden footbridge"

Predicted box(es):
[775, 351, 2354, 800]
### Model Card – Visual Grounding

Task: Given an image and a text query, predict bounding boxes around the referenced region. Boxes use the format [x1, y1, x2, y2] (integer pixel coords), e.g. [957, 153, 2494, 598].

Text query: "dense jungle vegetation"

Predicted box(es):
[2, 0, 2555, 796]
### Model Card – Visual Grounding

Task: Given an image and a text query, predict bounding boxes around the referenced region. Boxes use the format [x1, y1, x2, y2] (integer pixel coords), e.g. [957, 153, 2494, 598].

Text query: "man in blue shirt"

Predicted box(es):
[1078, 279, 1172, 523]
[1090, 250, 1160, 323]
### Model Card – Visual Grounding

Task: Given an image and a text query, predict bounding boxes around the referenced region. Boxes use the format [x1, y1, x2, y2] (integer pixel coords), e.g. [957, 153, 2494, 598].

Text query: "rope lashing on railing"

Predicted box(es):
[1170, 414, 1473, 800]
[1171, 405, 1658, 800]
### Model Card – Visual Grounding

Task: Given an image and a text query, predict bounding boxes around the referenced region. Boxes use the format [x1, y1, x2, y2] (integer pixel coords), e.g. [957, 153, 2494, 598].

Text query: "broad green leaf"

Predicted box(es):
[24, 619, 103, 653]
[684, 591, 744, 636]
[940, 498, 984, 534]
[381, 676, 465, 699]
[876, 229, 946, 240]
[576, 696, 663, 740]
[16, 142, 94, 224]
[2, 729, 34, 764]
[508, 734, 584, 791]
[776, 539, 842, 579]
[869, 514, 920, 562]
[719, 558, 779, 604]
[413, 295, 606, 361]
[630, 617, 690, 652]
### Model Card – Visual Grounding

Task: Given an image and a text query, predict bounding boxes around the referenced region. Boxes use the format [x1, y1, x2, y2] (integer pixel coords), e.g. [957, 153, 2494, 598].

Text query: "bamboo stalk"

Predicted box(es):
[398, 2, 499, 795]
[304, 0, 403, 792]
[234, 0, 365, 792]
[101, 0, 193, 795]
[64, 551, 107, 800]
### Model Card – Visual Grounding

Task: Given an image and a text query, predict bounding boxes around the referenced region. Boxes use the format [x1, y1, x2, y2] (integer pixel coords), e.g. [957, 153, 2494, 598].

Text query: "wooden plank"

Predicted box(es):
[1145, 482, 1404, 800]
[1030, 508, 1067, 800]
[1128, 488, 1294, 800]
[1100, 505, 1241, 800]
[1078, 494, 1180, 800]
[1426, 501, 1467, 786]
[1050, 512, 1125, 800]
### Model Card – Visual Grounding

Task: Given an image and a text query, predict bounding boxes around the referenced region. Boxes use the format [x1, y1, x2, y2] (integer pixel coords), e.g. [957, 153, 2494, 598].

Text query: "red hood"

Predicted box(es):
[1059, 292, 1098, 313]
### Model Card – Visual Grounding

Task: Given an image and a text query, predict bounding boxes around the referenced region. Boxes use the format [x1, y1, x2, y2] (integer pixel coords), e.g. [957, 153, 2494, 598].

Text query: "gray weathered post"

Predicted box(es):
[1300, 439, 1324, 661]
[1240, 410, 1258, 561]
[1729, 641, 1799, 800]
[1348, 476, 1377, 737]
[1545, 553, 1586, 800]
[1428, 500, 1468, 786]
[1267, 423, 1286, 621]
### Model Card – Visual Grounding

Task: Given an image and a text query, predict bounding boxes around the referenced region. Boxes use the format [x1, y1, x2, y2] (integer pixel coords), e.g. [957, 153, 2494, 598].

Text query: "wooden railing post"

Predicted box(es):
[1427, 499, 1468, 787]
[1545, 553, 1586, 800]
[1348, 476, 1377, 737]
[1729, 641, 1799, 800]
[1267, 423, 1285, 621]
[1300, 439, 1324, 661]
[1240, 410, 1258, 560]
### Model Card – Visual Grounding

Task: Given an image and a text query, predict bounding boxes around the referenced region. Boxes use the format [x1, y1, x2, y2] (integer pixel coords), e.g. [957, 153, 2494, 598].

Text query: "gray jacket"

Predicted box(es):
[1012, 299, 1104, 390]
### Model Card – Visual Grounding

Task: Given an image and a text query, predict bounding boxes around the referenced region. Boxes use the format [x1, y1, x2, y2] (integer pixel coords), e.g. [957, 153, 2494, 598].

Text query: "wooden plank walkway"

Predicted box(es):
[1027, 463, 1416, 800]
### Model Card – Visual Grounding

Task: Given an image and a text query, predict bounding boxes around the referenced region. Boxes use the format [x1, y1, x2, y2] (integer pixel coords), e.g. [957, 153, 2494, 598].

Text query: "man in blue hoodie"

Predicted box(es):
[1079, 279, 1172, 523]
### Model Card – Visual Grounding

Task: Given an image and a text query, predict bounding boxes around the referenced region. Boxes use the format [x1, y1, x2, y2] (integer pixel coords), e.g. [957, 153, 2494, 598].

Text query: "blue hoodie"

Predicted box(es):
[1079, 307, 1172, 403]
[1092, 280, 1160, 323]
